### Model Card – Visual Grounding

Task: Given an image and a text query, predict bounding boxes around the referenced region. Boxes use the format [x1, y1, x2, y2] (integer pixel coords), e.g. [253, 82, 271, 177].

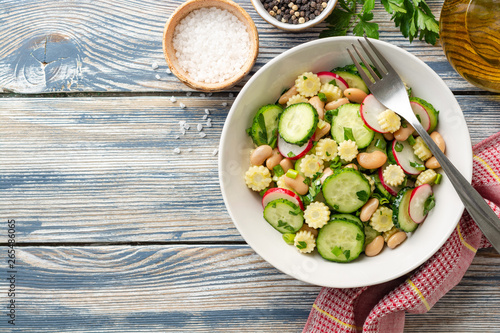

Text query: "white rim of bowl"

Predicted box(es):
[250, 0, 337, 31]
[219, 36, 472, 287]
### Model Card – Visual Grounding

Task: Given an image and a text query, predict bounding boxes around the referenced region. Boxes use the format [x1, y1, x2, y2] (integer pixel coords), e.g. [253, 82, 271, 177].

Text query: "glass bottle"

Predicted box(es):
[440, 0, 500, 92]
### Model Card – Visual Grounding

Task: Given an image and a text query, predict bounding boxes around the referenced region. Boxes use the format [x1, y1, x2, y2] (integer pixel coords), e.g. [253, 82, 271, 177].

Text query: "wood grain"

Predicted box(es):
[0, 95, 498, 243]
[0, 245, 499, 332]
[0, 0, 477, 94]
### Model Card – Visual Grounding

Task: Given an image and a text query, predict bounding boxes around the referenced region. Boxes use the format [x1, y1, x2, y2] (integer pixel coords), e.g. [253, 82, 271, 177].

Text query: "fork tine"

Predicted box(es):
[363, 36, 397, 76]
[347, 48, 374, 86]
[358, 39, 385, 76]
[352, 44, 380, 81]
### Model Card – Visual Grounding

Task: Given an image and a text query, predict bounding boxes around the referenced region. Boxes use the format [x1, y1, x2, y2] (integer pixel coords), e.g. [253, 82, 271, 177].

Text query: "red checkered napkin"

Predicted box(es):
[303, 132, 500, 333]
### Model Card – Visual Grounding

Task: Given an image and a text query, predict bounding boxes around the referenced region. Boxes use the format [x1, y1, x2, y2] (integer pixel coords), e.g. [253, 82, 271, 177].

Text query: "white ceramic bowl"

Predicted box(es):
[219, 37, 472, 288]
[250, 0, 337, 31]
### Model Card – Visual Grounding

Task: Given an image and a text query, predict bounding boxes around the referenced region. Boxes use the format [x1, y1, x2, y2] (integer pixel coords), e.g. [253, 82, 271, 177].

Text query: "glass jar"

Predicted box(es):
[440, 0, 500, 92]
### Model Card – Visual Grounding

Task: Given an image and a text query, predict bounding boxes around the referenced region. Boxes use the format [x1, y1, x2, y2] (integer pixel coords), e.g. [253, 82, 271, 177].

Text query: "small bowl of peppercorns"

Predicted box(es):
[251, 0, 337, 31]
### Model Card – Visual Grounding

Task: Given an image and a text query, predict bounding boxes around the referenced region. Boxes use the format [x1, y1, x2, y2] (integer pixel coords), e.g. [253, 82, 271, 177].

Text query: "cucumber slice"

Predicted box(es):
[278, 103, 318, 145]
[249, 104, 283, 148]
[331, 103, 375, 149]
[322, 168, 371, 213]
[392, 187, 418, 232]
[331, 70, 369, 94]
[410, 97, 439, 133]
[263, 198, 304, 234]
[330, 213, 363, 228]
[317, 219, 365, 262]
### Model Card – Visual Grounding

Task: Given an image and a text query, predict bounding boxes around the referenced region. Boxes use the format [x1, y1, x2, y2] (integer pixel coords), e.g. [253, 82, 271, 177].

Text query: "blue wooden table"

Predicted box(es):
[1, 0, 500, 331]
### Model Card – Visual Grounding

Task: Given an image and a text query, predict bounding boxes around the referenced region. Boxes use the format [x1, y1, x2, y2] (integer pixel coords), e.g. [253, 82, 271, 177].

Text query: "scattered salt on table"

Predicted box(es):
[155, 74, 161, 80]
[170, 96, 177, 103]
[197, 124, 203, 132]
[172, 7, 251, 84]
[173, 148, 181, 154]
[204, 109, 210, 115]
[180, 102, 186, 109]
[152, 62, 159, 70]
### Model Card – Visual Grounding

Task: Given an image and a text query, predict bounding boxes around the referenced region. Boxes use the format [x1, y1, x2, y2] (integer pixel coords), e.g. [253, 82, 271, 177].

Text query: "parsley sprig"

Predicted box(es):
[320, 0, 439, 45]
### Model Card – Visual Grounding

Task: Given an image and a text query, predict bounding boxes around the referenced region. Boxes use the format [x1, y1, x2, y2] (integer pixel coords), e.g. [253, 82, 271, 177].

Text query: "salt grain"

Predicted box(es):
[180, 102, 186, 109]
[152, 62, 159, 70]
[173, 148, 181, 154]
[204, 109, 210, 115]
[170, 96, 177, 103]
[166, 68, 172, 74]
[202, 114, 208, 120]
[212, 149, 218, 156]
[186, 92, 192, 97]
[222, 102, 228, 107]
[155, 74, 161, 80]
[197, 124, 204, 131]
[172, 7, 251, 84]
[199, 132, 207, 138]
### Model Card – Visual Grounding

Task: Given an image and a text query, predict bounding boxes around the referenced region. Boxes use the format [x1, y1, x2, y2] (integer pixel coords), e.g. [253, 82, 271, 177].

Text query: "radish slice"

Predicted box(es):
[378, 164, 402, 196]
[392, 140, 424, 175]
[409, 184, 434, 223]
[277, 134, 313, 160]
[360, 94, 389, 133]
[262, 187, 304, 210]
[411, 101, 431, 132]
[316, 71, 349, 91]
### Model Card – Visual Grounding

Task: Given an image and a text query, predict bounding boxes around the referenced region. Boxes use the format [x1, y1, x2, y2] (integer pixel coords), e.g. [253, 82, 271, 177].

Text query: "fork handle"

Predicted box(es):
[410, 120, 500, 253]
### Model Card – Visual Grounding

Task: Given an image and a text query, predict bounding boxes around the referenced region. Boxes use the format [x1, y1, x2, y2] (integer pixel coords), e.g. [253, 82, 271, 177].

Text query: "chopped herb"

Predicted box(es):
[286, 169, 298, 179]
[289, 209, 301, 216]
[257, 113, 267, 143]
[395, 142, 404, 152]
[416, 114, 422, 123]
[277, 220, 287, 228]
[344, 127, 355, 141]
[372, 193, 390, 205]
[375, 138, 387, 150]
[272, 203, 277, 208]
[303, 75, 308, 80]
[402, 122, 408, 128]
[407, 135, 416, 146]
[324, 109, 339, 123]
[285, 225, 295, 232]
[318, 92, 327, 102]
[297, 241, 308, 249]
[326, 151, 331, 157]
[273, 165, 285, 178]
[303, 177, 312, 185]
[330, 156, 342, 169]
[282, 233, 295, 245]
[259, 189, 268, 197]
[343, 249, 351, 260]
[356, 233, 363, 241]
[328, 79, 338, 86]
[331, 246, 343, 257]
[287, 151, 296, 158]
[434, 173, 442, 184]
[333, 204, 340, 211]
[410, 161, 426, 171]
[356, 190, 369, 202]
[423, 194, 436, 215]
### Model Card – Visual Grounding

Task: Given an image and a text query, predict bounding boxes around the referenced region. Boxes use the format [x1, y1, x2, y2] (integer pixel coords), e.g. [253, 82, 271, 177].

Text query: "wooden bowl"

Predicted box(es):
[163, 0, 259, 92]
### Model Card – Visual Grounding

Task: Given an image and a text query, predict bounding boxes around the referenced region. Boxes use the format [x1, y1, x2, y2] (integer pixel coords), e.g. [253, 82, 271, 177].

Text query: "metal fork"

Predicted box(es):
[348, 36, 500, 253]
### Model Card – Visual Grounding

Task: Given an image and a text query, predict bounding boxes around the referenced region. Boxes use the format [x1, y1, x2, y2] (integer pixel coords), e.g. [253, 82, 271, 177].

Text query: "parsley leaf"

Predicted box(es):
[320, 0, 439, 45]
[297, 241, 307, 249]
[356, 190, 369, 202]
[423, 194, 436, 215]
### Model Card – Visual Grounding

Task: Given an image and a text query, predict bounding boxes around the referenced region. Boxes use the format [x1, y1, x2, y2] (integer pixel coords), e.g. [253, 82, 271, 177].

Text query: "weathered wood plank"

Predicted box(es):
[0, 0, 477, 94]
[0, 245, 499, 332]
[0, 95, 499, 243]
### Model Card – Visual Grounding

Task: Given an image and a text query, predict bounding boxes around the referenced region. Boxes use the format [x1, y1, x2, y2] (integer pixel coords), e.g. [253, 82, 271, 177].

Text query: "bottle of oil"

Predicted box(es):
[440, 0, 500, 92]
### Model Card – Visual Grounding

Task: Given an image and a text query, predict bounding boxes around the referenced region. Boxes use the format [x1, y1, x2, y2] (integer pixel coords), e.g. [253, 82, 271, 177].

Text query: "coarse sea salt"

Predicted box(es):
[172, 7, 251, 84]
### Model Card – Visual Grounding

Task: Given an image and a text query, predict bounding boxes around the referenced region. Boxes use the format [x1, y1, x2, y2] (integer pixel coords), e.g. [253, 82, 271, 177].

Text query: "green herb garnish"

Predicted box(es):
[319, 0, 439, 45]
